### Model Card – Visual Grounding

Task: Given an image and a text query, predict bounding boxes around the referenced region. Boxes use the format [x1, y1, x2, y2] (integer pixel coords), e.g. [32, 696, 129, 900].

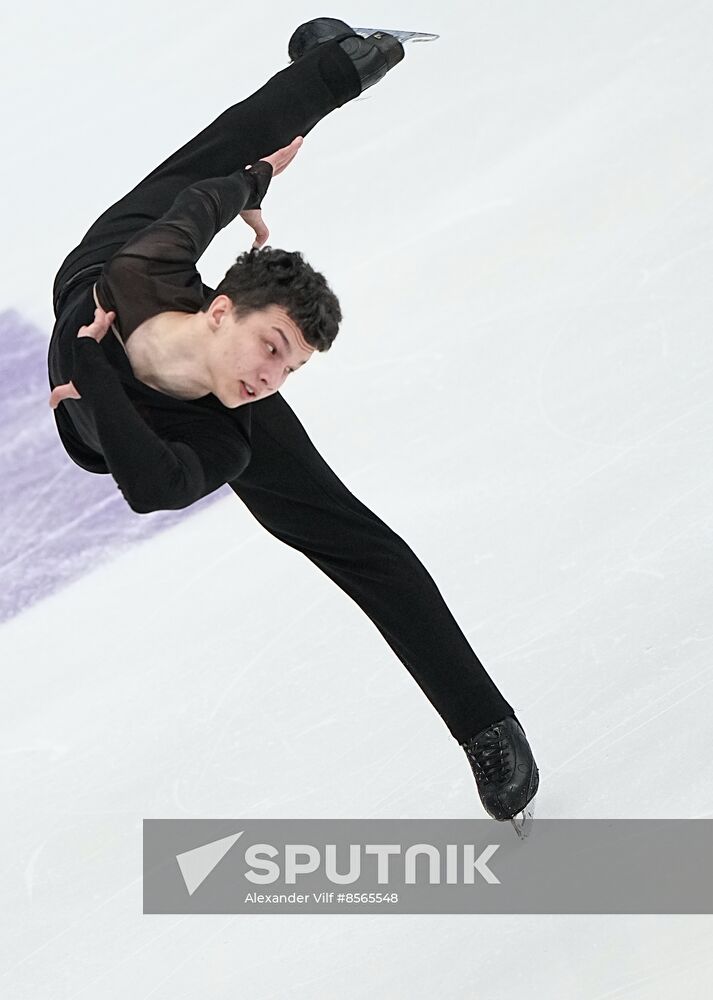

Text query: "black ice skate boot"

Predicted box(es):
[462, 716, 539, 839]
[288, 17, 405, 94]
[288, 17, 356, 61]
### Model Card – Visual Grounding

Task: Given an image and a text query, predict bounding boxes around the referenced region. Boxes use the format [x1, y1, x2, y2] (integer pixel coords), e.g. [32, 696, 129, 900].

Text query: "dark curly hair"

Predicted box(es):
[200, 246, 342, 351]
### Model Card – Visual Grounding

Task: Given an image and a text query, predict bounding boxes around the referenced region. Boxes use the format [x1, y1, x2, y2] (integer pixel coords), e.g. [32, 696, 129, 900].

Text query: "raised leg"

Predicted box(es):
[53, 40, 360, 311]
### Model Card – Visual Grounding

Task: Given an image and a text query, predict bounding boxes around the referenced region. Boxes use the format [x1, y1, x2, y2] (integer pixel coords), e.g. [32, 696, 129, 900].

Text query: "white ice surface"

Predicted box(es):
[2, 0, 713, 996]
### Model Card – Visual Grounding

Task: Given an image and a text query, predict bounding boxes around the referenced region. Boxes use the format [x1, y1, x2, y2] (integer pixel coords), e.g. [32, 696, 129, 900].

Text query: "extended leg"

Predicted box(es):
[229, 393, 514, 744]
[53, 39, 360, 313]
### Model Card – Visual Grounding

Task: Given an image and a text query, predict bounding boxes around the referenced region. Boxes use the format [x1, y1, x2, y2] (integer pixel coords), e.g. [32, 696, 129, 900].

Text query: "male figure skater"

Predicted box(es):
[47, 18, 539, 830]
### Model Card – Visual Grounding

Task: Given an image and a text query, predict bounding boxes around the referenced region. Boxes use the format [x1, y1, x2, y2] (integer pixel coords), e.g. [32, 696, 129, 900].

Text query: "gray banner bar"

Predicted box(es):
[143, 819, 713, 914]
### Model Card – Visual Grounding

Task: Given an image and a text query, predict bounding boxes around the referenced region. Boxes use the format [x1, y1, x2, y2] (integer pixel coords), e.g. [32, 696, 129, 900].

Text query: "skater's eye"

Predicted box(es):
[266, 340, 292, 374]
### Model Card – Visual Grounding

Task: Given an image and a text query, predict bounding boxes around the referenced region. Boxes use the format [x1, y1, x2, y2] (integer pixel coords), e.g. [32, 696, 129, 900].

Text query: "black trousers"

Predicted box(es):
[51, 40, 514, 743]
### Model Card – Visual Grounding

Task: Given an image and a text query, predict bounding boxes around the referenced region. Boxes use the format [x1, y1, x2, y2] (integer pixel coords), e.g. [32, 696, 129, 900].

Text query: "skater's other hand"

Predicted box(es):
[48, 306, 116, 409]
[239, 208, 270, 250]
[49, 380, 81, 409]
[256, 135, 304, 178]
[241, 136, 304, 250]
[77, 305, 116, 344]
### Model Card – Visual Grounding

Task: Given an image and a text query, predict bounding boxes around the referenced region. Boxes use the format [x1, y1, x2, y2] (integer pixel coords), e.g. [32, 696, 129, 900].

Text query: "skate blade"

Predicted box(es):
[354, 28, 440, 44]
[510, 797, 536, 840]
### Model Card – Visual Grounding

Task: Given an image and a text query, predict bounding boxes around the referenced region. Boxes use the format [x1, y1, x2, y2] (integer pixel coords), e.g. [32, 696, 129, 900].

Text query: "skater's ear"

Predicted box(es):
[204, 294, 237, 327]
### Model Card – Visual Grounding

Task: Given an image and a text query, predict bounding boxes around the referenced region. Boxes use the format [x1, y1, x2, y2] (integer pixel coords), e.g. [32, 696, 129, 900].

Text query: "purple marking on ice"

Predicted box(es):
[0, 309, 226, 624]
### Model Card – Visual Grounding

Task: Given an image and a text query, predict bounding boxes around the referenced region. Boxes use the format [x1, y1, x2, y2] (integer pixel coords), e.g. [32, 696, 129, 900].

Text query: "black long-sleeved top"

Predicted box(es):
[48, 163, 273, 514]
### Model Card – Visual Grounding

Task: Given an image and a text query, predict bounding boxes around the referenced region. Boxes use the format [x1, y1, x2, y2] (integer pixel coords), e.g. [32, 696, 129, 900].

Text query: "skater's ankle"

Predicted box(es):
[318, 40, 362, 105]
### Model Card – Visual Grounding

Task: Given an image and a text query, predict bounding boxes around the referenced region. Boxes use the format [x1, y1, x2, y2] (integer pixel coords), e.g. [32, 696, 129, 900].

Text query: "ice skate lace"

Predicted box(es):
[464, 730, 511, 784]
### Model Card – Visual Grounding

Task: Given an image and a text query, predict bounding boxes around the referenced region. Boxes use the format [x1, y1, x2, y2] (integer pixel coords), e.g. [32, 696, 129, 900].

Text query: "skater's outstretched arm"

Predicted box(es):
[96, 137, 302, 330]
[96, 164, 273, 324]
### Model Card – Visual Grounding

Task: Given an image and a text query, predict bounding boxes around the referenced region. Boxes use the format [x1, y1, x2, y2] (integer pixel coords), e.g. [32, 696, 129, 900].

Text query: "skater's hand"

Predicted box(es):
[77, 304, 116, 344]
[48, 305, 116, 409]
[241, 136, 304, 250]
[239, 208, 270, 250]
[254, 135, 304, 178]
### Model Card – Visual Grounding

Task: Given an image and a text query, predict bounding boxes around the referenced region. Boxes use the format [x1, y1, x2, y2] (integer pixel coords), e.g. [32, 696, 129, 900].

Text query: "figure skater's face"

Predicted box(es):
[207, 297, 315, 407]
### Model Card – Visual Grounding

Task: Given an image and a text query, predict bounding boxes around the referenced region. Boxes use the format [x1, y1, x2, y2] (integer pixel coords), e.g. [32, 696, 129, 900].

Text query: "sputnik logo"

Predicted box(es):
[175, 831, 244, 895]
